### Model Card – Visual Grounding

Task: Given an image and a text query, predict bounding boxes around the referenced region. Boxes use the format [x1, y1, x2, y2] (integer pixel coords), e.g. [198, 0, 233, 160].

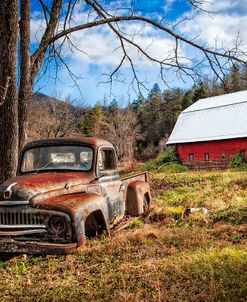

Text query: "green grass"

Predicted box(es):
[0, 170, 247, 301]
[144, 147, 188, 173]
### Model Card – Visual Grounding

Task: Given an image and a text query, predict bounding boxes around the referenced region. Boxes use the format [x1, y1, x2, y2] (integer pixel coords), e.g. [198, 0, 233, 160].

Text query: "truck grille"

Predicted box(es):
[0, 208, 72, 243]
[0, 211, 45, 225]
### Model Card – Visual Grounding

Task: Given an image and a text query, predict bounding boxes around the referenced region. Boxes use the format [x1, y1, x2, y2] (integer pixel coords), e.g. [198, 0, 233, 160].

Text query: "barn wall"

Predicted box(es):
[177, 137, 247, 169]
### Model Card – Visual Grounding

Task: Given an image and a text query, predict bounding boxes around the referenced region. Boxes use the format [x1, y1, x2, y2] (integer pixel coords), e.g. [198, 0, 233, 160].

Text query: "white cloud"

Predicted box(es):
[31, 0, 247, 73]
[30, 14, 187, 68]
[200, 0, 237, 12]
[31, 0, 247, 103]
[163, 0, 175, 13]
[30, 17, 45, 44]
[180, 0, 247, 50]
[68, 23, 183, 67]
[31, 10, 189, 102]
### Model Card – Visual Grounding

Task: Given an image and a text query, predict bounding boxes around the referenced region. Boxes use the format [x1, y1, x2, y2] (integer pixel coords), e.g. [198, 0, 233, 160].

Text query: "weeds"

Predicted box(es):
[144, 147, 188, 173]
[0, 170, 247, 301]
[212, 207, 247, 224]
[129, 219, 143, 229]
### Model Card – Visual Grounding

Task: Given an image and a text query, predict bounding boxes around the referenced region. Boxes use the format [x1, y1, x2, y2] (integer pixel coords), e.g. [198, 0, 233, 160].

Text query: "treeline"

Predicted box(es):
[28, 65, 247, 161]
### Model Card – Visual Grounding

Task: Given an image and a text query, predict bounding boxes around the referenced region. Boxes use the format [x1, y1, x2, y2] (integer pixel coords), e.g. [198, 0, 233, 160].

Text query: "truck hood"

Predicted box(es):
[0, 172, 95, 202]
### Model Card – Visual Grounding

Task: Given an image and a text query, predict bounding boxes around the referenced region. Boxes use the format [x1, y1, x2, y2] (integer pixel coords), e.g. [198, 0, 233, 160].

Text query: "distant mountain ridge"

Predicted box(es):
[33, 92, 58, 102]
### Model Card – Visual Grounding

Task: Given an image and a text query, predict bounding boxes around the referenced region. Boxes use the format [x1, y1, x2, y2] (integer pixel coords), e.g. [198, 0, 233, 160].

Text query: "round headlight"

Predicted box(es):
[49, 216, 66, 234]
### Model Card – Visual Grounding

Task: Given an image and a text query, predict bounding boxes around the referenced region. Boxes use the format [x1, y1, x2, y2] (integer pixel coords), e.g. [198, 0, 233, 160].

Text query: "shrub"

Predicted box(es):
[144, 147, 187, 173]
[231, 152, 247, 169]
[211, 207, 247, 224]
[161, 146, 180, 164]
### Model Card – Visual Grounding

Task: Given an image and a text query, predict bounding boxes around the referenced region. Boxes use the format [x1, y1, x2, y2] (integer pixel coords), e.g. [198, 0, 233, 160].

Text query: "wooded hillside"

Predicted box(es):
[28, 65, 247, 161]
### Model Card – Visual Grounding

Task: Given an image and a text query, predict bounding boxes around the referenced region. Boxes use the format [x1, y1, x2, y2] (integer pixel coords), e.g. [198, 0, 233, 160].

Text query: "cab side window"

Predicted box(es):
[98, 149, 116, 171]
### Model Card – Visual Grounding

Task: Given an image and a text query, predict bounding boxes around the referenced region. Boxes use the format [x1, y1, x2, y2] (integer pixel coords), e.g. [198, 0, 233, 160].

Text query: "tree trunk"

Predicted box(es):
[0, 0, 19, 182]
[19, 0, 31, 152]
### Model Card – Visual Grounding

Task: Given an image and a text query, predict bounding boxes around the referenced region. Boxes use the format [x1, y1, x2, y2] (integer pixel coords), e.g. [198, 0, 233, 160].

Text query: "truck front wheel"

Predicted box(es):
[84, 210, 107, 238]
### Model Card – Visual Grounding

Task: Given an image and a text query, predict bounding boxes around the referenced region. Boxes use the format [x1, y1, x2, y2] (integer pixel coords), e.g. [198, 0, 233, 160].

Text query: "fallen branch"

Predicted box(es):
[110, 217, 135, 235]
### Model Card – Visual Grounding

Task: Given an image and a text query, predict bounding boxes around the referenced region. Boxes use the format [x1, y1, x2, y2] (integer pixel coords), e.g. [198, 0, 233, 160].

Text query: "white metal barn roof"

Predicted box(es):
[167, 90, 247, 144]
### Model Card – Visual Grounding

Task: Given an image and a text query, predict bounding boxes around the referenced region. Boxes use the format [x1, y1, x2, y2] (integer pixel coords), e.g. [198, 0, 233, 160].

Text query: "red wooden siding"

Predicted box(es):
[176, 137, 247, 169]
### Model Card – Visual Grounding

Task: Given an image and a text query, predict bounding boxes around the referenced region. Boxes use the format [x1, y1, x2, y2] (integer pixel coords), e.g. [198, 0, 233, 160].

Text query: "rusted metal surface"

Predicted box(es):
[0, 137, 151, 254]
[23, 137, 114, 150]
[0, 229, 47, 236]
[125, 180, 151, 216]
[32, 192, 110, 247]
[0, 240, 77, 255]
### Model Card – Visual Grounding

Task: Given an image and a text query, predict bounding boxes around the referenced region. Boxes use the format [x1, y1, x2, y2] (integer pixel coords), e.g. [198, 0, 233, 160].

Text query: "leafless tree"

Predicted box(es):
[0, 0, 247, 180]
[106, 107, 141, 161]
[28, 96, 77, 140]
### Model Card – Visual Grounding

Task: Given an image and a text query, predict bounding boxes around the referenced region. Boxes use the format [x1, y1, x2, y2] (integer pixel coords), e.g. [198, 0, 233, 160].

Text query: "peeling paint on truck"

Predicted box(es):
[0, 137, 151, 254]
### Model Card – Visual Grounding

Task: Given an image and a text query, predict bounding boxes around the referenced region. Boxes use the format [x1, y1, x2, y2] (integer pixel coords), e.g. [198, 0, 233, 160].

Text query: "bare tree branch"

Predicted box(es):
[44, 15, 246, 67]
[39, 0, 50, 25]
[31, 0, 63, 81]
[30, 0, 247, 95]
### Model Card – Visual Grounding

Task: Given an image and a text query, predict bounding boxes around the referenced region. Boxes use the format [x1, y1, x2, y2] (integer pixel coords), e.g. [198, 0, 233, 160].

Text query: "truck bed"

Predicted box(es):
[121, 172, 149, 199]
[121, 171, 149, 186]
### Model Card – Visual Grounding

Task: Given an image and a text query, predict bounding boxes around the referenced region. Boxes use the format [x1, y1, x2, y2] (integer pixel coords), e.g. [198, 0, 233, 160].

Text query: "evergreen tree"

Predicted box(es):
[148, 83, 161, 99]
[163, 89, 183, 134]
[141, 86, 162, 145]
[132, 94, 145, 111]
[225, 65, 243, 92]
[242, 65, 247, 90]
[181, 90, 194, 110]
[108, 98, 118, 111]
[193, 81, 208, 102]
[83, 104, 107, 137]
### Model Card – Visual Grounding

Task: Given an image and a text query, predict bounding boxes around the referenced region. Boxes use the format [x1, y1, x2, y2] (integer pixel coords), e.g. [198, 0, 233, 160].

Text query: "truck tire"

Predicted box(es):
[84, 211, 106, 238]
[143, 195, 149, 213]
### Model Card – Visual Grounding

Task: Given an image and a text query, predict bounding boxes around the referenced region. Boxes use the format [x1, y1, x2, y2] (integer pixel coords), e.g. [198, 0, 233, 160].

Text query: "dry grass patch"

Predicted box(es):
[0, 170, 247, 301]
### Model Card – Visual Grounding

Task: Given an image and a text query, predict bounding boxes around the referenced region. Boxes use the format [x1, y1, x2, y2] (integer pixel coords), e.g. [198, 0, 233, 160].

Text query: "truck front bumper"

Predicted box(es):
[0, 239, 77, 255]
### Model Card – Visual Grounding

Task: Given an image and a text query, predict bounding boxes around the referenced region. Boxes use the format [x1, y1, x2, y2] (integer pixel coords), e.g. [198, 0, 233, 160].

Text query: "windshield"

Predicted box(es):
[21, 145, 94, 173]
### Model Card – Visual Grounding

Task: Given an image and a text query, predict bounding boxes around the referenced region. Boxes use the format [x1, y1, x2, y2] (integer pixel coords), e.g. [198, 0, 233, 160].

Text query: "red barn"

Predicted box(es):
[167, 91, 247, 169]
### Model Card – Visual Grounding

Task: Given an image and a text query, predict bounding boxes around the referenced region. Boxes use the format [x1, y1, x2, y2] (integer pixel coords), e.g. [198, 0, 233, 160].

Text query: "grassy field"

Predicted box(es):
[0, 170, 247, 302]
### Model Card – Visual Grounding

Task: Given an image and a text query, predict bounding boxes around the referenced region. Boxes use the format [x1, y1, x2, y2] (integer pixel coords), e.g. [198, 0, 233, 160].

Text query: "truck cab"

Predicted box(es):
[0, 137, 151, 254]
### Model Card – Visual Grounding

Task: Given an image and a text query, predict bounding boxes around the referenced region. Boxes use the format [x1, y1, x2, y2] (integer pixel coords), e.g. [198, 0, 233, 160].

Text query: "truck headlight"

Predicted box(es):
[49, 216, 66, 235]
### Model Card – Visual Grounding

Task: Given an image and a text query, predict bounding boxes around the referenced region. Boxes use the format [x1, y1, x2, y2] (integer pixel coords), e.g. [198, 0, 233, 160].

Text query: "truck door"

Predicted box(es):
[97, 148, 124, 221]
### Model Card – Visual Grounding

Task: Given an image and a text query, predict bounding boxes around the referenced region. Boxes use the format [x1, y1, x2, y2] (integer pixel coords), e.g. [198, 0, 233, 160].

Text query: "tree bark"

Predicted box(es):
[19, 0, 31, 152]
[31, 0, 63, 81]
[0, 0, 19, 182]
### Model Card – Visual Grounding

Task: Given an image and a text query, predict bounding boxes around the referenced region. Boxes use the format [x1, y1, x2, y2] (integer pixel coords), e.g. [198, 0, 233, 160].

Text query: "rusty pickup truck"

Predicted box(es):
[0, 137, 151, 254]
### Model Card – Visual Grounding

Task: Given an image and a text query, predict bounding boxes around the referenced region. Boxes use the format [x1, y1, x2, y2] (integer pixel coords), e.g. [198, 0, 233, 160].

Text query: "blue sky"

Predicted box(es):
[30, 0, 247, 106]
[132, 0, 190, 19]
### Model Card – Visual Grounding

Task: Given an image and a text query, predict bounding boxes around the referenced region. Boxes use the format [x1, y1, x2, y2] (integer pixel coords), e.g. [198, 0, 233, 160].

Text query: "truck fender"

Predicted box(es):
[73, 194, 110, 246]
[32, 193, 109, 247]
[126, 180, 151, 216]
